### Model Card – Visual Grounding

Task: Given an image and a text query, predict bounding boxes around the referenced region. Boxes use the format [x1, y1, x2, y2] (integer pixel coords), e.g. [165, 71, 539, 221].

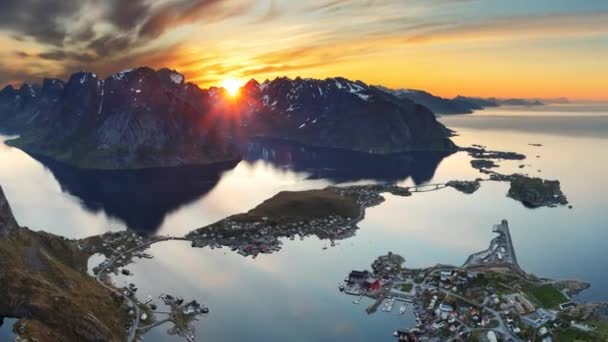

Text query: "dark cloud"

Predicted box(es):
[105, 0, 153, 31]
[86, 36, 134, 57]
[14, 51, 30, 58]
[139, 0, 254, 39]
[0, 0, 83, 46]
[38, 50, 96, 63]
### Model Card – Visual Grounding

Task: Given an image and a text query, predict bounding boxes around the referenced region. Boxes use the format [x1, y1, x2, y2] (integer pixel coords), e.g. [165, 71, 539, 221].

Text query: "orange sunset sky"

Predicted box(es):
[1, 0, 607, 100]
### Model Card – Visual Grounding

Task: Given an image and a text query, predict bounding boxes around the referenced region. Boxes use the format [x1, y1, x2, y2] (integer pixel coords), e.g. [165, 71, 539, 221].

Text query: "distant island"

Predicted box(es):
[0, 67, 455, 170]
[378, 87, 548, 115]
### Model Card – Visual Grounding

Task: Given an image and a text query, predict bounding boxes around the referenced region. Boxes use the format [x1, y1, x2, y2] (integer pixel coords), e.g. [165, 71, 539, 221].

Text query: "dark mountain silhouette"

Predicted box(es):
[1, 67, 455, 169]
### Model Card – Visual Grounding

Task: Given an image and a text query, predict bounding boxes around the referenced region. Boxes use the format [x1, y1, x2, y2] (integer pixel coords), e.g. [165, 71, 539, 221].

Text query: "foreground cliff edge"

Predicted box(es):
[0, 186, 127, 341]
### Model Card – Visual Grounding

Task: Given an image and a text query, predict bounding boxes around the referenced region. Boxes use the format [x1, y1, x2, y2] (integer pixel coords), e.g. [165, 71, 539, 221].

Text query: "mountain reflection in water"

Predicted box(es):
[31, 154, 240, 234]
[29, 141, 451, 234]
[243, 139, 452, 183]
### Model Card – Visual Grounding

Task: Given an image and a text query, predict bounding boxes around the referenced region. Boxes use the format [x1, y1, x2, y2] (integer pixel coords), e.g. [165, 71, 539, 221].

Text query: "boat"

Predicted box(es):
[399, 305, 406, 315]
[339, 284, 345, 292]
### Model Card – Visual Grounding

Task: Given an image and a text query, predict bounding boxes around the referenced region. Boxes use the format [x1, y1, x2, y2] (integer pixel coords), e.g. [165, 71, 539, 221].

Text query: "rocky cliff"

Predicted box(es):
[0, 186, 126, 341]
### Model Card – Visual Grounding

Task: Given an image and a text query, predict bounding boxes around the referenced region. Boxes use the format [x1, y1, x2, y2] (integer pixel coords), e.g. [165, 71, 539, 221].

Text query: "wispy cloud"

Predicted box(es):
[1, 0, 607, 99]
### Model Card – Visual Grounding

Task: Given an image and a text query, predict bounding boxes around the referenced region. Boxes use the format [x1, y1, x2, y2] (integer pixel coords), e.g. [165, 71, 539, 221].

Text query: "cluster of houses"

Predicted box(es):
[346, 270, 382, 293]
[342, 250, 584, 342]
[187, 214, 357, 258]
[84, 231, 156, 275]
[187, 184, 415, 259]
[329, 184, 411, 207]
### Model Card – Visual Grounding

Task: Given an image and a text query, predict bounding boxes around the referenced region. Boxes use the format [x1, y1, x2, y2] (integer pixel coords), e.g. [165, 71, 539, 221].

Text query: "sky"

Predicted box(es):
[0, 0, 607, 100]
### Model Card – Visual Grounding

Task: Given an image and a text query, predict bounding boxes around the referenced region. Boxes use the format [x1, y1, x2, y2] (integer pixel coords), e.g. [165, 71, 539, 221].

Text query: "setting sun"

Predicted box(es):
[220, 78, 243, 97]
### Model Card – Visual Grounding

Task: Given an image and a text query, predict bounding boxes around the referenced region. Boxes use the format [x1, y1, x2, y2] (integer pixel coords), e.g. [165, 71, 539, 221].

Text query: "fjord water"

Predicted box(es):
[1, 104, 607, 340]
[0, 317, 17, 340]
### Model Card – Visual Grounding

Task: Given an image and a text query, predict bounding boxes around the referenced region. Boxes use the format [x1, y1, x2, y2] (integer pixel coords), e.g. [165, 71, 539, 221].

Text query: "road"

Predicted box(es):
[422, 282, 522, 342]
[95, 236, 175, 342]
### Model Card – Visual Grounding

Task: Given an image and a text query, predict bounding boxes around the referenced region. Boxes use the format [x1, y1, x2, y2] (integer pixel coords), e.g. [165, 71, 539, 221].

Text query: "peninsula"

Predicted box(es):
[340, 220, 607, 341]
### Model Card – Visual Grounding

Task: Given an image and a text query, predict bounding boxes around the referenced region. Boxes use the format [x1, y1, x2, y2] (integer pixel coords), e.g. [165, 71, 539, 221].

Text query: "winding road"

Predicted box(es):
[95, 237, 176, 342]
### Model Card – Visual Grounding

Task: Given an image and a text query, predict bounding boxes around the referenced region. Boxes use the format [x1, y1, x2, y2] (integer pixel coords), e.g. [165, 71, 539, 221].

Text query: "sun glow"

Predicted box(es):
[220, 78, 243, 97]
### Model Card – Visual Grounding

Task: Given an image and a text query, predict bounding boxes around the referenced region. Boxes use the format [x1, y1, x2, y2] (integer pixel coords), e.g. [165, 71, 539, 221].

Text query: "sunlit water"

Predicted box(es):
[1, 104, 607, 340]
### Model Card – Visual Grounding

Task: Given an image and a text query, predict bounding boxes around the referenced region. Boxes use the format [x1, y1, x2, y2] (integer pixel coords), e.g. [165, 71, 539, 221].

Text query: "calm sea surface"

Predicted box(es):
[1, 103, 607, 341]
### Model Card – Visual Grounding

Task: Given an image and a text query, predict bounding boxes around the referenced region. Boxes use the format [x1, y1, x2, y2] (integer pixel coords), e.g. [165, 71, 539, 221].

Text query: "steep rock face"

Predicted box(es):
[0, 186, 17, 234]
[379, 87, 480, 115]
[1, 68, 456, 168]
[237, 77, 455, 153]
[4, 68, 241, 169]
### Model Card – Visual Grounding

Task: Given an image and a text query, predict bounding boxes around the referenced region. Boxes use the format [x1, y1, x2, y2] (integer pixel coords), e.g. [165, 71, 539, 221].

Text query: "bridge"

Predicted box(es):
[407, 183, 447, 193]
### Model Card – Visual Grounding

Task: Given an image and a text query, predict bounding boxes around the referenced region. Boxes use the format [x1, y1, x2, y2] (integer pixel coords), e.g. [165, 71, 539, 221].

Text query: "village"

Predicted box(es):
[186, 184, 415, 257]
[76, 181, 573, 342]
[340, 220, 601, 341]
[78, 231, 208, 342]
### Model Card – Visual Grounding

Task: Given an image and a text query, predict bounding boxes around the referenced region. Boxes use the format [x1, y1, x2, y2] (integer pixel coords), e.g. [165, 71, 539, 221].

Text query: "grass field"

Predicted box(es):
[524, 284, 568, 309]
[400, 283, 413, 292]
[246, 189, 361, 220]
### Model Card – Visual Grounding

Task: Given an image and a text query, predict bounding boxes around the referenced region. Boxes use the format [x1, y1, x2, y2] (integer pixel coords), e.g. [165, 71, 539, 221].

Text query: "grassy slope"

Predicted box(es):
[0, 208, 127, 342]
[235, 189, 361, 222]
[523, 284, 568, 309]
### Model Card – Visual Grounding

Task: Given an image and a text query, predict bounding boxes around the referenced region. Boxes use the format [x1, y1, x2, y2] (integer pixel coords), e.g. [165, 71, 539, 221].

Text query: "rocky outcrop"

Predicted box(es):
[447, 180, 481, 194]
[553, 280, 591, 296]
[506, 174, 568, 208]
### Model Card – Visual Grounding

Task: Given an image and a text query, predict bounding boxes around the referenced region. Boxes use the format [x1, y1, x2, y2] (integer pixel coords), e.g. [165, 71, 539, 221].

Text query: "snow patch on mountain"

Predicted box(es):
[170, 73, 184, 84]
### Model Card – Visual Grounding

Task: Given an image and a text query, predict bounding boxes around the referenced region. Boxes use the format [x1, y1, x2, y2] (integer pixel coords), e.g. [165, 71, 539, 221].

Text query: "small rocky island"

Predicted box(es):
[506, 175, 569, 208]
[340, 220, 607, 341]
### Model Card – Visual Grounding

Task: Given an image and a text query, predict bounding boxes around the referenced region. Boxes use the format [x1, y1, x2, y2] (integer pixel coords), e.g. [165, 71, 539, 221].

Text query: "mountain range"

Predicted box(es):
[0, 67, 458, 169]
[379, 87, 544, 115]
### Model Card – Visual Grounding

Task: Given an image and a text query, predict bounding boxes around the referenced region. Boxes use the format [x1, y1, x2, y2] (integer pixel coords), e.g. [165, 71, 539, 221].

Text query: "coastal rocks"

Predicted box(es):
[553, 280, 591, 297]
[470, 159, 498, 170]
[563, 302, 608, 322]
[506, 174, 568, 208]
[462, 146, 526, 161]
[447, 180, 481, 194]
